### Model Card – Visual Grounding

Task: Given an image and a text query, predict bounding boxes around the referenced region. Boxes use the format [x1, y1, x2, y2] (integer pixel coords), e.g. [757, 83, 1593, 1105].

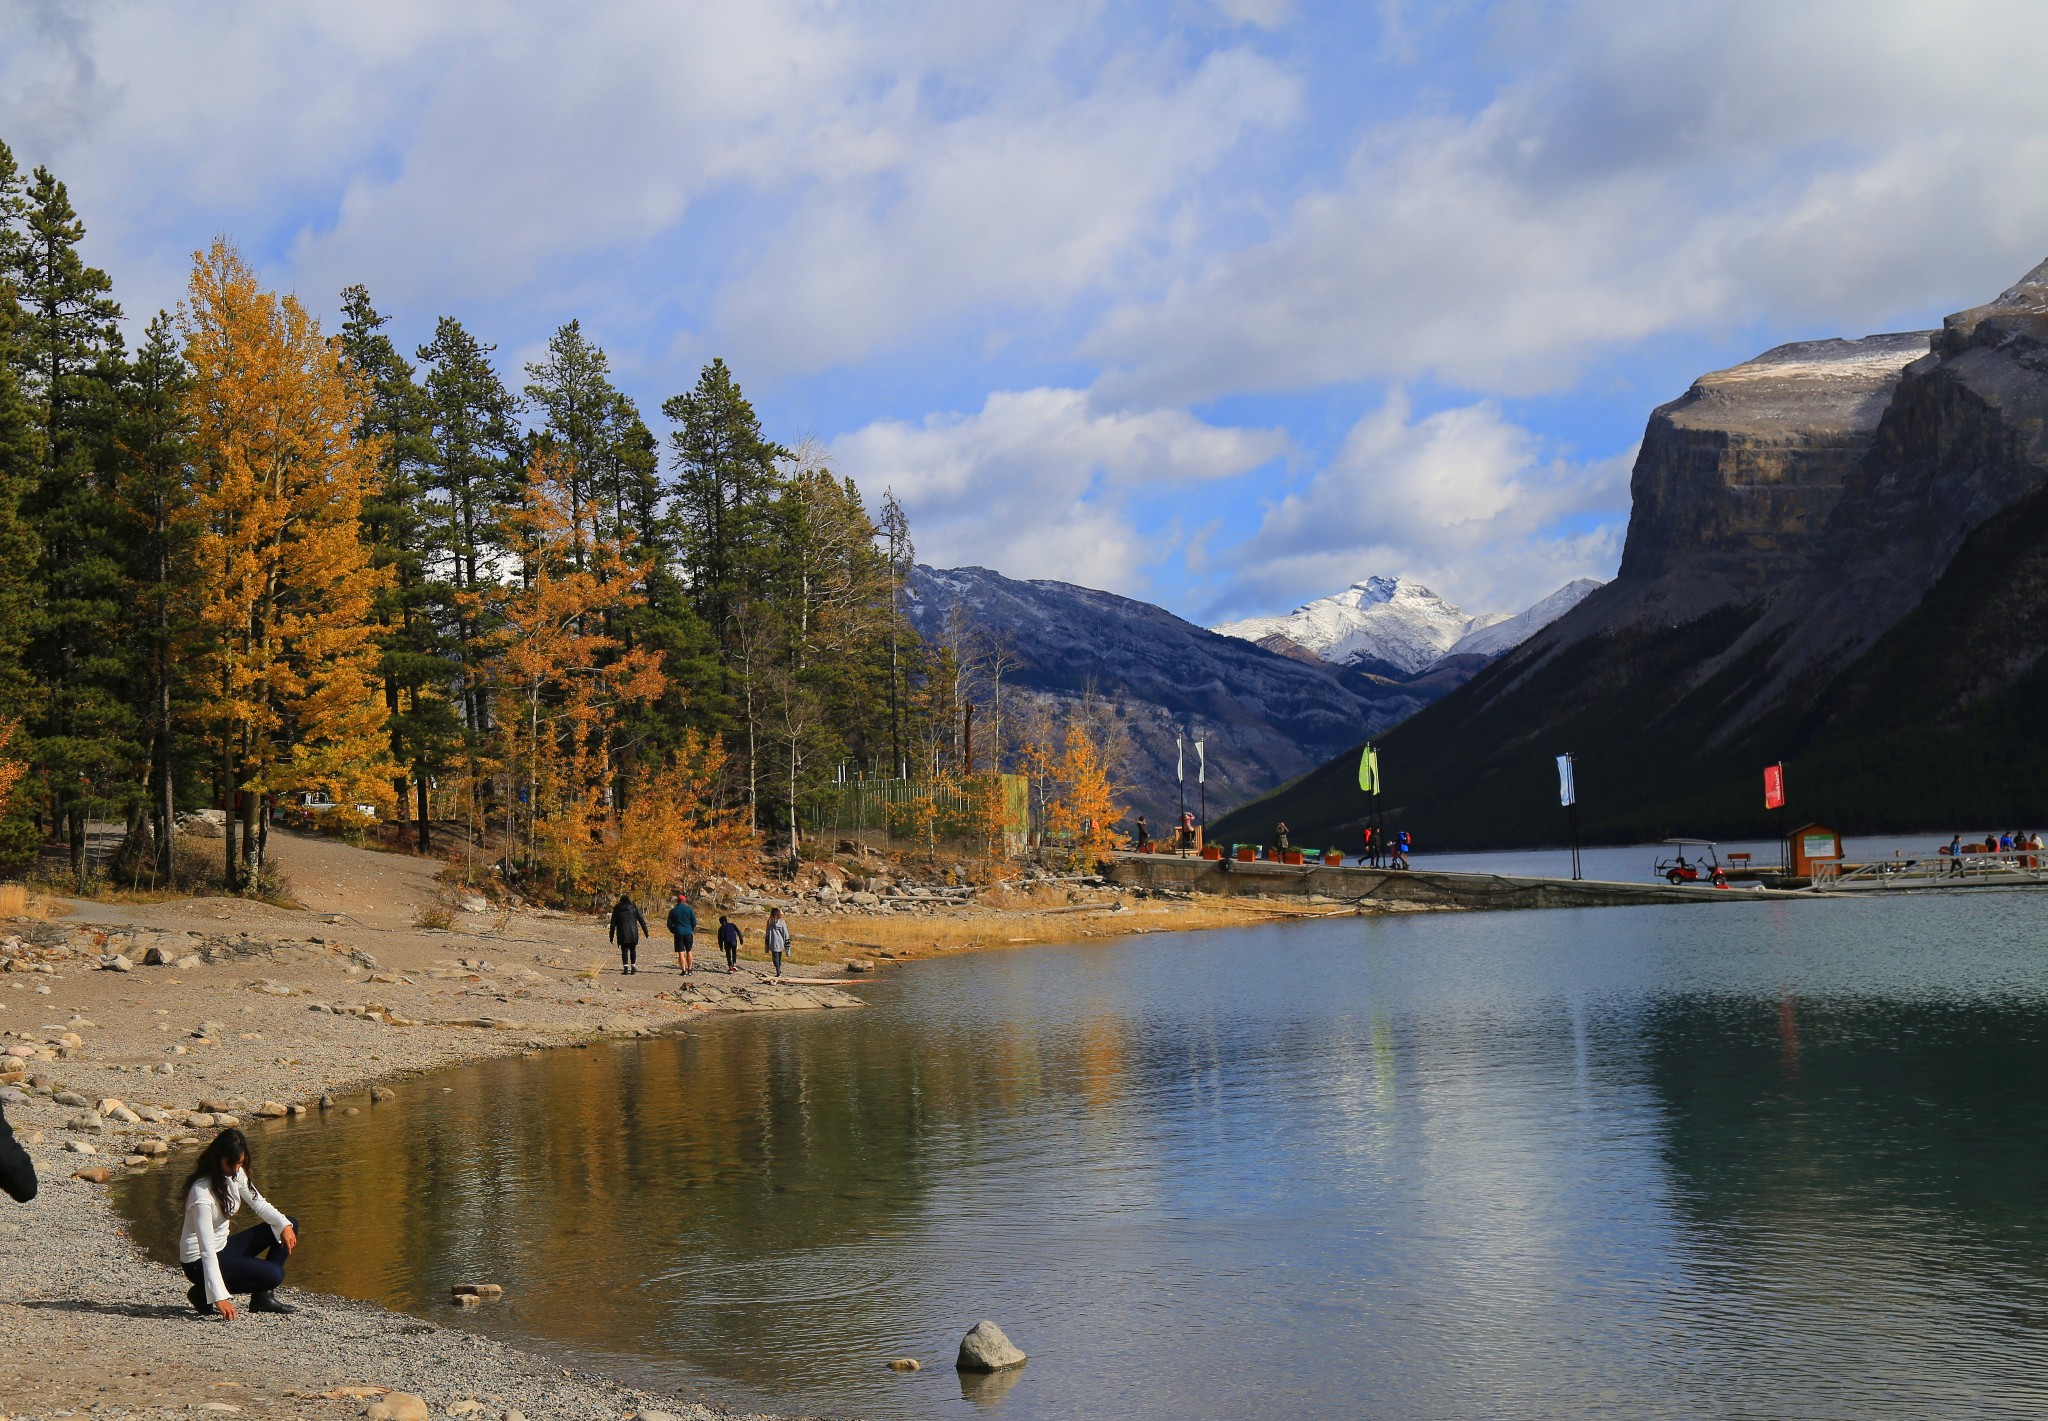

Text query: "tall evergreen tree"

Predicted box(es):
[0, 144, 41, 868]
[417, 316, 523, 735]
[341, 285, 457, 852]
[13, 163, 131, 876]
[663, 358, 785, 656]
[108, 312, 193, 881]
[523, 320, 620, 564]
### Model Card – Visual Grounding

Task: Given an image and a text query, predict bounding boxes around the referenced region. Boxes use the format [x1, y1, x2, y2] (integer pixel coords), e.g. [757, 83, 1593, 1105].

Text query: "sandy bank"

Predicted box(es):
[0, 833, 1319, 1420]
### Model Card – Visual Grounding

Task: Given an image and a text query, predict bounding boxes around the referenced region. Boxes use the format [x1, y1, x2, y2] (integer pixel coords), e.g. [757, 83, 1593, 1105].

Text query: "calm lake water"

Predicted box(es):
[122, 893, 2048, 1419]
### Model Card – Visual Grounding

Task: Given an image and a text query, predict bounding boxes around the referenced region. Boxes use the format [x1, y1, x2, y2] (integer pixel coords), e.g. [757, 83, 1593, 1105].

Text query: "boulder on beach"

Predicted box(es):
[956, 1319, 1027, 1372]
[365, 1395, 429, 1421]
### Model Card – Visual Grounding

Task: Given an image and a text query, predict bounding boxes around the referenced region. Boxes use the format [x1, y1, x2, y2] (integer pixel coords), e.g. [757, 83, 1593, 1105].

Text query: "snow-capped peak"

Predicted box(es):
[1214, 575, 1602, 677]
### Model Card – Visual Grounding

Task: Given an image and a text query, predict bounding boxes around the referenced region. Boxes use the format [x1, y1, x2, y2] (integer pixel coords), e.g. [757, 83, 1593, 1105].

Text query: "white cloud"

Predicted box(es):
[832, 388, 1287, 591]
[1216, 391, 1629, 615]
[1090, 0, 2048, 403]
[0, 0, 1296, 374]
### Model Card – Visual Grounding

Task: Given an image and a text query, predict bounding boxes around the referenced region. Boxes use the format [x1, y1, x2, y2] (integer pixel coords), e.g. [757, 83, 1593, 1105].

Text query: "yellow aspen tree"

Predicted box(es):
[605, 729, 760, 896]
[178, 239, 393, 887]
[487, 450, 663, 895]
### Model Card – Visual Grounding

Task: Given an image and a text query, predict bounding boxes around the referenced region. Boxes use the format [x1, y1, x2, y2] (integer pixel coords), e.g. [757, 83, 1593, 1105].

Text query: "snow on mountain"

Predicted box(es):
[1213, 574, 1603, 676]
[1447, 578, 1603, 658]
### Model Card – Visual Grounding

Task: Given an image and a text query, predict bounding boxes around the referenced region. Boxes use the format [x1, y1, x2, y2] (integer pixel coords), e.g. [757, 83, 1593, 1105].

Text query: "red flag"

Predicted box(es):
[1763, 763, 1785, 810]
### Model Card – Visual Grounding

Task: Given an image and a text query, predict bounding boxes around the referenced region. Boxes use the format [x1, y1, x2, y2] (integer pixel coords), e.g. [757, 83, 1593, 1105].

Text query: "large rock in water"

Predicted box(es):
[956, 1319, 1027, 1372]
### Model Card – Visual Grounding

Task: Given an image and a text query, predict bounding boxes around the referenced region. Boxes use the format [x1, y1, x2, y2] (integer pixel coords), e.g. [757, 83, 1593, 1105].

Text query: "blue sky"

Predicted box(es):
[4, 0, 2045, 622]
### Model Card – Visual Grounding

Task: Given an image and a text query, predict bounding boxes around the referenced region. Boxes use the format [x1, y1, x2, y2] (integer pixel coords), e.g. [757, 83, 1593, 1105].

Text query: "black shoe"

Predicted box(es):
[249, 1289, 296, 1314]
[187, 1283, 210, 1315]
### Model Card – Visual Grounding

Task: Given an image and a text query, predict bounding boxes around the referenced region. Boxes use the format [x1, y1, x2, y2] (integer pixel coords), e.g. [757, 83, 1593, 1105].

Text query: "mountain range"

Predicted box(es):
[1213, 575, 1601, 677]
[905, 564, 1597, 824]
[1214, 256, 2048, 851]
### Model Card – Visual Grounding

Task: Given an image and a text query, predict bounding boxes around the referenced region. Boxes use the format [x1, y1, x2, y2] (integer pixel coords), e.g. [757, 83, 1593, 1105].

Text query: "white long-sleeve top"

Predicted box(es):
[179, 1167, 290, 1304]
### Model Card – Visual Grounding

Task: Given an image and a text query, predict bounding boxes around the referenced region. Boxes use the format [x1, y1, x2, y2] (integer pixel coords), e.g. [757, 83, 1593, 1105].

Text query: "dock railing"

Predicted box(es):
[1823, 851, 2048, 890]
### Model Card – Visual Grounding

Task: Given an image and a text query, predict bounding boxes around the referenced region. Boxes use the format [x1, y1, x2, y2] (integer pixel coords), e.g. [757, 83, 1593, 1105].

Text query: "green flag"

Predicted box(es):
[1359, 744, 1380, 795]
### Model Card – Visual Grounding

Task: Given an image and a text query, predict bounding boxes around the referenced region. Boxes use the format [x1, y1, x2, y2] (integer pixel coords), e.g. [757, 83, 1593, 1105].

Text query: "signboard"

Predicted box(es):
[1764, 763, 1786, 810]
[1556, 754, 1576, 807]
[1801, 832, 1838, 860]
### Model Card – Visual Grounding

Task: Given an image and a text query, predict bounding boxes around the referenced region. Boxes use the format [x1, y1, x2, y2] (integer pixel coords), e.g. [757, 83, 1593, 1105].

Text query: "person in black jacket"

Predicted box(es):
[0, 1100, 37, 1203]
[609, 894, 649, 975]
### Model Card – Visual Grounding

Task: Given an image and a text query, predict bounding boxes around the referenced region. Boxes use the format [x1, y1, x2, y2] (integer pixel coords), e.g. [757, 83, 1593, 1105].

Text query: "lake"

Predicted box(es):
[120, 891, 2048, 1419]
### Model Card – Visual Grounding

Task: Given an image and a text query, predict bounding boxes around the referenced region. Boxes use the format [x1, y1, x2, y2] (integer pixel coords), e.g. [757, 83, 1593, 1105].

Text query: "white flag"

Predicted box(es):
[1176, 736, 1184, 784]
[1556, 754, 1576, 807]
[1195, 740, 1205, 784]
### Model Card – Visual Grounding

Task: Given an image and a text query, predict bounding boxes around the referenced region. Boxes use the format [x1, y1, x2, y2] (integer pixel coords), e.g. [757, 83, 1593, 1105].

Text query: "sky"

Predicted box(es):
[3, 0, 2046, 623]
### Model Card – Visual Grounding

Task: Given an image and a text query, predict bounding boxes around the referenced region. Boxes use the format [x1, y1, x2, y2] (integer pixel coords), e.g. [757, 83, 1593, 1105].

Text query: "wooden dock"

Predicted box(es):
[1105, 853, 1781, 912]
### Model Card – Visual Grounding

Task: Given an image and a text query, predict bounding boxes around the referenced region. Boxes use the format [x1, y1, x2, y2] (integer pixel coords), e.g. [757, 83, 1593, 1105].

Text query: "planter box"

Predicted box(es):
[1282, 850, 1305, 865]
[1236, 847, 1257, 862]
[1200, 845, 1223, 861]
[1322, 852, 1343, 867]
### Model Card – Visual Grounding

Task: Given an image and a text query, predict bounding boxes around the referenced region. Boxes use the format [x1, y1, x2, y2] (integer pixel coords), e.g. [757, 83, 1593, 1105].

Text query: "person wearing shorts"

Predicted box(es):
[666, 891, 697, 974]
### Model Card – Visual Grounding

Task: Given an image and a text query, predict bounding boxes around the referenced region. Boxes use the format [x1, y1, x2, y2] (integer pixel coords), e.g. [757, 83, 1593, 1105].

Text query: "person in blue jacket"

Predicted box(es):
[666, 891, 698, 974]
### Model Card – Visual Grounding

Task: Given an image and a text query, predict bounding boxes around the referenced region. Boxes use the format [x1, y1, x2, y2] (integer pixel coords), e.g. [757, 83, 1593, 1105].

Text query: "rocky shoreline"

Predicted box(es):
[0, 832, 1299, 1421]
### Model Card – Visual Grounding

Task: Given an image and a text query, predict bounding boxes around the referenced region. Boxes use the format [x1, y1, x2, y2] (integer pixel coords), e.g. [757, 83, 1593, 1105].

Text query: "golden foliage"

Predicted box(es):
[483, 452, 664, 893]
[0, 722, 24, 818]
[604, 730, 761, 896]
[1025, 720, 1125, 862]
[177, 239, 394, 809]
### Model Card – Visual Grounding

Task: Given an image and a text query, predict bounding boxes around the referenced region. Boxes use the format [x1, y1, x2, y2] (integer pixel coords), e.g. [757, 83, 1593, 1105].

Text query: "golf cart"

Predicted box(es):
[1654, 839, 1727, 887]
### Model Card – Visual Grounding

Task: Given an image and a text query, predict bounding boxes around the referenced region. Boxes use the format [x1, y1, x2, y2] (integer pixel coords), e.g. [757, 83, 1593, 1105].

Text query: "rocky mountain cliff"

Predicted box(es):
[905, 565, 1456, 823]
[1214, 574, 1600, 677]
[1214, 257, 2048, 850]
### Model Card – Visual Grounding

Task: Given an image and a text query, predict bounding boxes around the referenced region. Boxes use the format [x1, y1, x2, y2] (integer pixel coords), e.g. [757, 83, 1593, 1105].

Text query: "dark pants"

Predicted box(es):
[723, 941, 738, 969]
[618, 938, 638, 966]
[185, 1217, 296, 1298]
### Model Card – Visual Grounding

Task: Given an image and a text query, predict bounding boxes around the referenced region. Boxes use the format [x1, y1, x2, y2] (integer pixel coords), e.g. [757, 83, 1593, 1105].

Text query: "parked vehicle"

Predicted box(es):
[1654, 839, 1726, 886]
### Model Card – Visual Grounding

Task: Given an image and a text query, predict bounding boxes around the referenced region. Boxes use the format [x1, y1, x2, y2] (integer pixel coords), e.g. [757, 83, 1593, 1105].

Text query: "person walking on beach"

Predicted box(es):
[765, 907, 792, 977]
[610, 893, 648, 975]
[718, 914, 742, 973]
[667, 891, 698, 975]
[179, 1127, 299, 1318]
[0, 1099, 35, 1203]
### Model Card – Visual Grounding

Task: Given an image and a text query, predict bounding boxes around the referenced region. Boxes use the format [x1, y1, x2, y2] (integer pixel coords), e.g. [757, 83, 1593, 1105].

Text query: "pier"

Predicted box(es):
[1105, 852, 1775, 911]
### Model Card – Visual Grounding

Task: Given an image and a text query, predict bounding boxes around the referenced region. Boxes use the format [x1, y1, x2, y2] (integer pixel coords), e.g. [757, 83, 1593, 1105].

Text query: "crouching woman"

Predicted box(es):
[179, 1128, 300, 1318]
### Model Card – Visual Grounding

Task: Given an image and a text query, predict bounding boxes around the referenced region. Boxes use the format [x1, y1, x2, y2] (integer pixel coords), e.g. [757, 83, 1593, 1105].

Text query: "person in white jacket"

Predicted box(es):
[178, 1128, 299, 1318]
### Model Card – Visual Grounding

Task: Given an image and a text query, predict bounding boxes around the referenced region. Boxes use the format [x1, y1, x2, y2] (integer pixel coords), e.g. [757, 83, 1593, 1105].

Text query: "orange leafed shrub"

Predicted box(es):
[605, 730, 761, 896]
[1027, 719, 1125, 862]
[0, 722, 24, 818]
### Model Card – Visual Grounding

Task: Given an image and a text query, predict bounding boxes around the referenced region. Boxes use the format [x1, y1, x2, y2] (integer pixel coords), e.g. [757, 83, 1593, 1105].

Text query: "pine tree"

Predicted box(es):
[107, 312, 193, 881]
[663, 359, 785, 655]
[13, 163, 132, 876]
[523, 320, 620, 565]
[0, 143, 41, 868]
[341, 285, 459, 853]
[417, 315, 524, 736]
[178, 240, 392, 887]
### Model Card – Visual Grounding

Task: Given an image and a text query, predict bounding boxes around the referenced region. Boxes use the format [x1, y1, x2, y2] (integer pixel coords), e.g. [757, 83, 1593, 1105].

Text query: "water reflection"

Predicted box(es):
[119, 893, 2048, 1420]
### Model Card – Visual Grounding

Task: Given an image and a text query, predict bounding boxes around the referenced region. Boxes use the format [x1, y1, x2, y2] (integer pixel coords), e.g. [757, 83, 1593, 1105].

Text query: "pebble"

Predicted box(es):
[370, 1086, 395, 1102]
[254, 1101, 288, 1118]
[53, 1090, 89, 1108]
[102, 953, 133, 972]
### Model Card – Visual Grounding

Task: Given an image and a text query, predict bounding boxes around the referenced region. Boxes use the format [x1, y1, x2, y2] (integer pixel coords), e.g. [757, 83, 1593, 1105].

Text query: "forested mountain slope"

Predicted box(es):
[1215, 258, 2048, 850]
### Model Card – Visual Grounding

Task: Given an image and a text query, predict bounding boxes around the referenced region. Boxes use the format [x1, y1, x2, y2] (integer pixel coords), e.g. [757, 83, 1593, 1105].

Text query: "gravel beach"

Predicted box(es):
[0, 831, 1292, 1420]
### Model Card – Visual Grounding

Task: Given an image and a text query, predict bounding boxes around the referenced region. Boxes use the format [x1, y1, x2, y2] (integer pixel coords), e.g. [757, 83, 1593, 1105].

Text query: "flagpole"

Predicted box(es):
[1176, 735, 1186, 857]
